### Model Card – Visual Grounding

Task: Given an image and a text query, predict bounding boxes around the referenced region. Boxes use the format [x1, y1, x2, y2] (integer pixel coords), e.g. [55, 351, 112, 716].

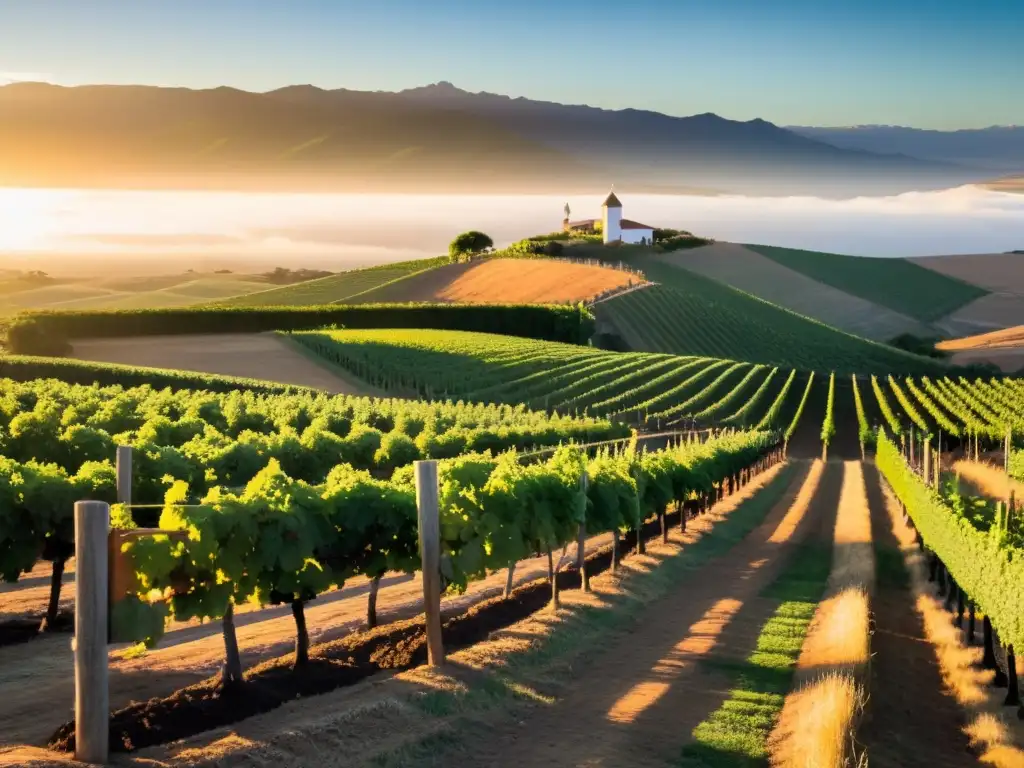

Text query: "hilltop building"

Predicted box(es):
[562, 191, 657, 245]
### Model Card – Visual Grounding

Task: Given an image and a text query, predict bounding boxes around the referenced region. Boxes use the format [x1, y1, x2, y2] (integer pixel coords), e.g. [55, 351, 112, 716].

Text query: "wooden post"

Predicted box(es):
[74, 500, 110, 765]
[116, 445, 132, 507]
[1006, 430, 1012, 476]
[414, 461, 444, 666]
[577, 471, 590, 593]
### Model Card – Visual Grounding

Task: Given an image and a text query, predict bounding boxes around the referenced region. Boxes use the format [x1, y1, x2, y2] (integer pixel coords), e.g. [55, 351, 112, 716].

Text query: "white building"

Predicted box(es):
[563, 191, 657, 245]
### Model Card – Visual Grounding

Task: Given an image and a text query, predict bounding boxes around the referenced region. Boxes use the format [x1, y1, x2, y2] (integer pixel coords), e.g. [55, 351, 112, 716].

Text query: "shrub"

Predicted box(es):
[887, 333, 949, 360]
[449, 231, 494, 258]
[4, 304, 596, 355]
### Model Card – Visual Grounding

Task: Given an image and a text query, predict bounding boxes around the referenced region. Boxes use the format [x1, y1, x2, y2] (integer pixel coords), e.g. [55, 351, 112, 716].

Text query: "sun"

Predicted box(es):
[0, 187, 60, 251]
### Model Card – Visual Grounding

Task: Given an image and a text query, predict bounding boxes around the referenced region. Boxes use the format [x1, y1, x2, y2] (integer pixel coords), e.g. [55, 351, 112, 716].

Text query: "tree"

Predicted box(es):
[449, 231, 493, 260]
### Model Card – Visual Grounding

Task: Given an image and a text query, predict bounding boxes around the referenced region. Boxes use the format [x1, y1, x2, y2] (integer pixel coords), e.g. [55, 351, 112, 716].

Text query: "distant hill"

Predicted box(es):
[789, 124, 1024, 173]
[0, 81, 985, 196]
[0, 271, 267, 315]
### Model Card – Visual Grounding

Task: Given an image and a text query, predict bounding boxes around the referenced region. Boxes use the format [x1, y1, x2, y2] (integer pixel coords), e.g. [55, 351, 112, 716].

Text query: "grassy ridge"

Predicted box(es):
[746, 244, 988, 322]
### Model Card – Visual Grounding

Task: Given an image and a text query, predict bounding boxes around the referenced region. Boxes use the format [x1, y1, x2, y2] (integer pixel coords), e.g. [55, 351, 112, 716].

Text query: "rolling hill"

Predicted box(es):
[593, 257, 944, 375]
[0, 81, 984, 195]
[647, 242, 933, 340]
[0, 272, 267, 315]
[744, 244, 988, 323]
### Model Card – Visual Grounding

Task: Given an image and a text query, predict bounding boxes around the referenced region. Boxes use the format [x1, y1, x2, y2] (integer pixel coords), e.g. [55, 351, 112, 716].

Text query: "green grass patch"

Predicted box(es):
[678, 543, 832, 767]
[746, 244, 988, 323]
[874, 544, 910, 590]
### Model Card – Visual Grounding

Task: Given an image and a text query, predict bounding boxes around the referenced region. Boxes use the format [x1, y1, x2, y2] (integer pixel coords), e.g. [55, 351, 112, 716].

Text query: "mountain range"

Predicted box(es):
[0, 80, 1006, 196]
[789, 124, 1024, 172]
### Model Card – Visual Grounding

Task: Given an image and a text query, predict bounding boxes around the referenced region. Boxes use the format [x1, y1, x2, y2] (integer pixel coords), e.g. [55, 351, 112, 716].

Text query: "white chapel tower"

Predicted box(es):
[601, 189, 623, 244]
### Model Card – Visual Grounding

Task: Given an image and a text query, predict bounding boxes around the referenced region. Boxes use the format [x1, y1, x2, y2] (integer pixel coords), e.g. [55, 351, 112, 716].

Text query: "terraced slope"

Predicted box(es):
[595, 258, 944, 375]
[747, 244, 988, 323]
[656, 243, 931, 340]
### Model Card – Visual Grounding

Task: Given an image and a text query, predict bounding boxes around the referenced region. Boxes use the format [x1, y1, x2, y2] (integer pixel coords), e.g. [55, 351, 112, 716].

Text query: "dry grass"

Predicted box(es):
[70, 332, 375, 394]
[771, 461, 875, 768]
[938, 325, 1024, 352]
[953, 459, 1024, 503]
[437, 258, 638, 304]
[883, 471, 1024, 767]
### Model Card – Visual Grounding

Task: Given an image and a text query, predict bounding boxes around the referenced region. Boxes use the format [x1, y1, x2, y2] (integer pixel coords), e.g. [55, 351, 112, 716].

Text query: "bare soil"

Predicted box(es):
[0, 531, 621, 748]
[69, 332, 373, 393]
[423, 460, 839, 768]
[856, 462, 977, 767]
[48, 477, 752, 756]
[350, 258, 638, 305]
[936, 295, 1024, 342]
[658, 243, 930, 341]
[913, 253, 1024, 295]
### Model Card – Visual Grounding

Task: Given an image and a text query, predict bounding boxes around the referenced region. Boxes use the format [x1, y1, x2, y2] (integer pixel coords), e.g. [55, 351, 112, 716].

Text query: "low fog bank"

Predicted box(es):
[1, 184, 1022, 276]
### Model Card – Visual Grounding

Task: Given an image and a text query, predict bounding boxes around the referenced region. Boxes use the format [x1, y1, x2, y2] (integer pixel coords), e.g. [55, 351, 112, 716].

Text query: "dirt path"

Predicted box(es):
[770, 460, 875, 768]
[0, 530, 619, 747]
[436, 459, 840, 768]
[856, 462, 976, 767]
[69, 332, 374, 394]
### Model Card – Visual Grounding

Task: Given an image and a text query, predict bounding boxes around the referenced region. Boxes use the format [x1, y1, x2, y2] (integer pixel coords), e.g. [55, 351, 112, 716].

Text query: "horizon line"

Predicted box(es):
[1, 78, 1020, 134]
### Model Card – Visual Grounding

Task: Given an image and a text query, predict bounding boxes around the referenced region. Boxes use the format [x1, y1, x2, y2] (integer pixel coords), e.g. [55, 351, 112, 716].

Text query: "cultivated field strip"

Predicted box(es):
[294, 329, 1024, 460]
[594, 259, 945, 375]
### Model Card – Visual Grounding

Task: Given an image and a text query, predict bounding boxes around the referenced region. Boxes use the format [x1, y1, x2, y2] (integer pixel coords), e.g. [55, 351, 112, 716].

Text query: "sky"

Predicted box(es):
[1, 0, 1022, 129]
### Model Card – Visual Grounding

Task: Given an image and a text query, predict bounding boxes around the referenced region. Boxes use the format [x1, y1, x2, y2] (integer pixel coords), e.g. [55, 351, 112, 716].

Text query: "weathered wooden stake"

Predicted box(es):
[547, 548, 559, 611]
[504, 562, 516, 599]
[577, 471, 590, 592]
[414, 460, 445, 666]
[116, 445, 132, 506]
[74, 500, 110, 765]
